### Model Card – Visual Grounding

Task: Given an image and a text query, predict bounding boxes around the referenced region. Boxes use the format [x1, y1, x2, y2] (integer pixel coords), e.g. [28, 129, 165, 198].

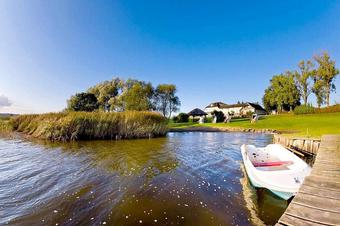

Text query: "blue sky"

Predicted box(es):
[1, 0, 340, 114]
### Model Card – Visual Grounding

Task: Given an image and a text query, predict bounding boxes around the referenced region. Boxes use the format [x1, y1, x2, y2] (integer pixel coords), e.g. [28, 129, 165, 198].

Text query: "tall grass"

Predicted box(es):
[316, 104, 340, 113]
[9, 111, 168, 141]
[293, 104, 340, 115]
[294, 104, 316, 115]
[0, 120, 12, 134]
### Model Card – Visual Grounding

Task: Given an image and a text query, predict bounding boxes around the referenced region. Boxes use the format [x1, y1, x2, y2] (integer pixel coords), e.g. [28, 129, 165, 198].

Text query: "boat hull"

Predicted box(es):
[245, 169, 294, 200]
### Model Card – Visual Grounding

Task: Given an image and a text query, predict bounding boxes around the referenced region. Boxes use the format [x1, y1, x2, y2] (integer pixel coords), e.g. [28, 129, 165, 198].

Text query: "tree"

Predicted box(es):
[312, 76, 326, 108]
[262, 86, 276, 112]
[295, 60, 314, 105]
[262, 72, 301, 112]
[284, 71, 301, 111]
[313, 52, 339, 106]
[68, 77, 181, 114]
[67, 92, 99, 112]
[119, 80, 154, 111]
[154, 84, 181, 119]
[87, 78, 122, 111]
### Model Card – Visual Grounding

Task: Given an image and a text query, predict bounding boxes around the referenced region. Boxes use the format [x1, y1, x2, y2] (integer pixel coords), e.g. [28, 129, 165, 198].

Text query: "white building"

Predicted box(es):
[204, 102, 267, 117]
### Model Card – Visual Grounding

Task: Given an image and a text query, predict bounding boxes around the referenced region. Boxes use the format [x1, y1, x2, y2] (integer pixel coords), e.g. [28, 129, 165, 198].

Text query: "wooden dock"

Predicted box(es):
[276, 135, 340, 226]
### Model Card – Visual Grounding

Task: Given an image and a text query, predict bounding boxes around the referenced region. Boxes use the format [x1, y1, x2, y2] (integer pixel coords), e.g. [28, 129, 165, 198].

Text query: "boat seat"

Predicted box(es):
[252, 161, 293, 167]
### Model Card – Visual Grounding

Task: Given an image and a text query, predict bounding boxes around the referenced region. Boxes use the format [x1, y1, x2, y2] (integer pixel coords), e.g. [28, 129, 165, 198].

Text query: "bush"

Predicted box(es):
[204, 116, 212, 123]
[174, 113, 189, 123]
[10, 111, 168, 141]
[245, 111, 253, 118]
[294, 104, 316, 115]
[189, 117, 199, 123]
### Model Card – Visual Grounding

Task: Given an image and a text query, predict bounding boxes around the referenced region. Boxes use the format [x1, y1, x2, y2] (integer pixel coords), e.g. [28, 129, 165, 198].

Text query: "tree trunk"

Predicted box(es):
[303, 86, 308, 105]
[168, 102, 172, 120]
[326, 85, 330, 107]
[277, 105, 281, 114]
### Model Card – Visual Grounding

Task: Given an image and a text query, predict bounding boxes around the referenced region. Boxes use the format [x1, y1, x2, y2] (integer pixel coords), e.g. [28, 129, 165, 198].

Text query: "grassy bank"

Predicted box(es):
[169, 113, 340, 138]
[2, 111, 167, 141]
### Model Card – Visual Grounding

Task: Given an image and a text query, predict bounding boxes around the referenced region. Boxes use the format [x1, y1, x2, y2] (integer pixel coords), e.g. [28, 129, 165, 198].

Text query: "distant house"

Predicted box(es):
[204, 102, 267, 117]
[240, 102, 267, 116]
[204, 102, 229, 115]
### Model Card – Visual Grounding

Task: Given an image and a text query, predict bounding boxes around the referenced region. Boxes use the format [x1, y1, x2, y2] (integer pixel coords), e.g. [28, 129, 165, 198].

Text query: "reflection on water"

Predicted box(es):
[0, 132, 287, 225]
[240, 167, 288, 226]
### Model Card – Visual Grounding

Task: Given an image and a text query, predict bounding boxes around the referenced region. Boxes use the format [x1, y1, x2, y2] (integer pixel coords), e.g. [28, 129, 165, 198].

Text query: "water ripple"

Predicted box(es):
[0, 132, 285, 226]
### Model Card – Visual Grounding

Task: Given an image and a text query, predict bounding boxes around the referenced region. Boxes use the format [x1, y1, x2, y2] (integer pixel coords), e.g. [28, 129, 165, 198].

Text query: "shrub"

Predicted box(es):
[245, 111, 253, 118]
[172, 116, 178, 122]
[294, 104, 316, 115]
[189, 117, 199, 123]
[10, 111, 168, 141]
[204, 116, 212, 123]
[174, 113, 189, 123]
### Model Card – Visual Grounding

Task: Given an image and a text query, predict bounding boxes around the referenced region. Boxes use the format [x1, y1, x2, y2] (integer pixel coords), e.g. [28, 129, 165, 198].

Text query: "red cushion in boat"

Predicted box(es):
[253, 161, 293, 167]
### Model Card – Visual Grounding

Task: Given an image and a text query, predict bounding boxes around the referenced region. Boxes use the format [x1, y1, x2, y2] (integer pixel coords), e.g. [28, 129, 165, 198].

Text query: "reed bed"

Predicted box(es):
[0, 120, 12, 134]
[9, 111, 168, 141]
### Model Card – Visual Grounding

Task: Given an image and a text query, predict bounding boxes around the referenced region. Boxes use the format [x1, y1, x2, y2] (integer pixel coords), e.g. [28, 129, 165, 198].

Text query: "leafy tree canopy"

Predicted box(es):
[154, 84, 180, 118]
[87, 78, 122, 111]
[71, 78, 180, 115]
[119, 80, 154, 111]
[313, 52, 339, 106]
[263, 72, 301, 112]
[67, 92, 99, 112]
[296, 60, 314, 105]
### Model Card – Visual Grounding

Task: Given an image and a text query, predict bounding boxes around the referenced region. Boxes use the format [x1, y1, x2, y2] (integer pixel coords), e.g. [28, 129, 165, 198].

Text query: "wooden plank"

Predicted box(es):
[312, 167, 340, 173]
[300, 184, 340, 200]
[301, 181, 340, 193]
[314, 164, 340, 173]
[312, 162, 340, 169]
[306, 175, 340, 184]
[303, 175, 340, 190]
[285, 203, 340, 225]
[277, 135, 340, 225]
[313, 159, 340, 164]
[314, 157, 340, 163]
[311, 171, 340, 178]
[279, 213, 325, 226]
[316, 152, 340, 158]
[312, 169, 340, 175]
[292, 193, 340, 213]
[286, 146, 305, 157]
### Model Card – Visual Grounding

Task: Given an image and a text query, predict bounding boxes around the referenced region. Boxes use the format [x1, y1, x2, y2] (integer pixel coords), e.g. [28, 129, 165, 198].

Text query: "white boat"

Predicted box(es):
[241, 144, 311, 200]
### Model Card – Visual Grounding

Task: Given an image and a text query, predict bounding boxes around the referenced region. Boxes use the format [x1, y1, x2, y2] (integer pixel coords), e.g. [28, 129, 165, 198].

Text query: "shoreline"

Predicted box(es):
[169, 126, 279, 134]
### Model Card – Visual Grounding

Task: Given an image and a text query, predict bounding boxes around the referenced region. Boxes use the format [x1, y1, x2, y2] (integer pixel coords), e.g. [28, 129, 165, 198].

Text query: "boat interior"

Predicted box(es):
[247, 147, 293, 171]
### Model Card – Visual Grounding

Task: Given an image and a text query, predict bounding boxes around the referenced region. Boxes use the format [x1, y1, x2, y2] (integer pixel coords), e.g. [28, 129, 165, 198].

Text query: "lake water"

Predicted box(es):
[0, 132, 288, 226]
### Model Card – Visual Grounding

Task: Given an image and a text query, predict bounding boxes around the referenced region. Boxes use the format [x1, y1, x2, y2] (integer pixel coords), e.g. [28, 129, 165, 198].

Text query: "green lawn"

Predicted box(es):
[169, 113, 340, 138]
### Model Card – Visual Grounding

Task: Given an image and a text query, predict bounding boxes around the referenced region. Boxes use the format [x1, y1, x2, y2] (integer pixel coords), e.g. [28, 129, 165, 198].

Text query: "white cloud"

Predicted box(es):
[0, 95, 12, 107]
